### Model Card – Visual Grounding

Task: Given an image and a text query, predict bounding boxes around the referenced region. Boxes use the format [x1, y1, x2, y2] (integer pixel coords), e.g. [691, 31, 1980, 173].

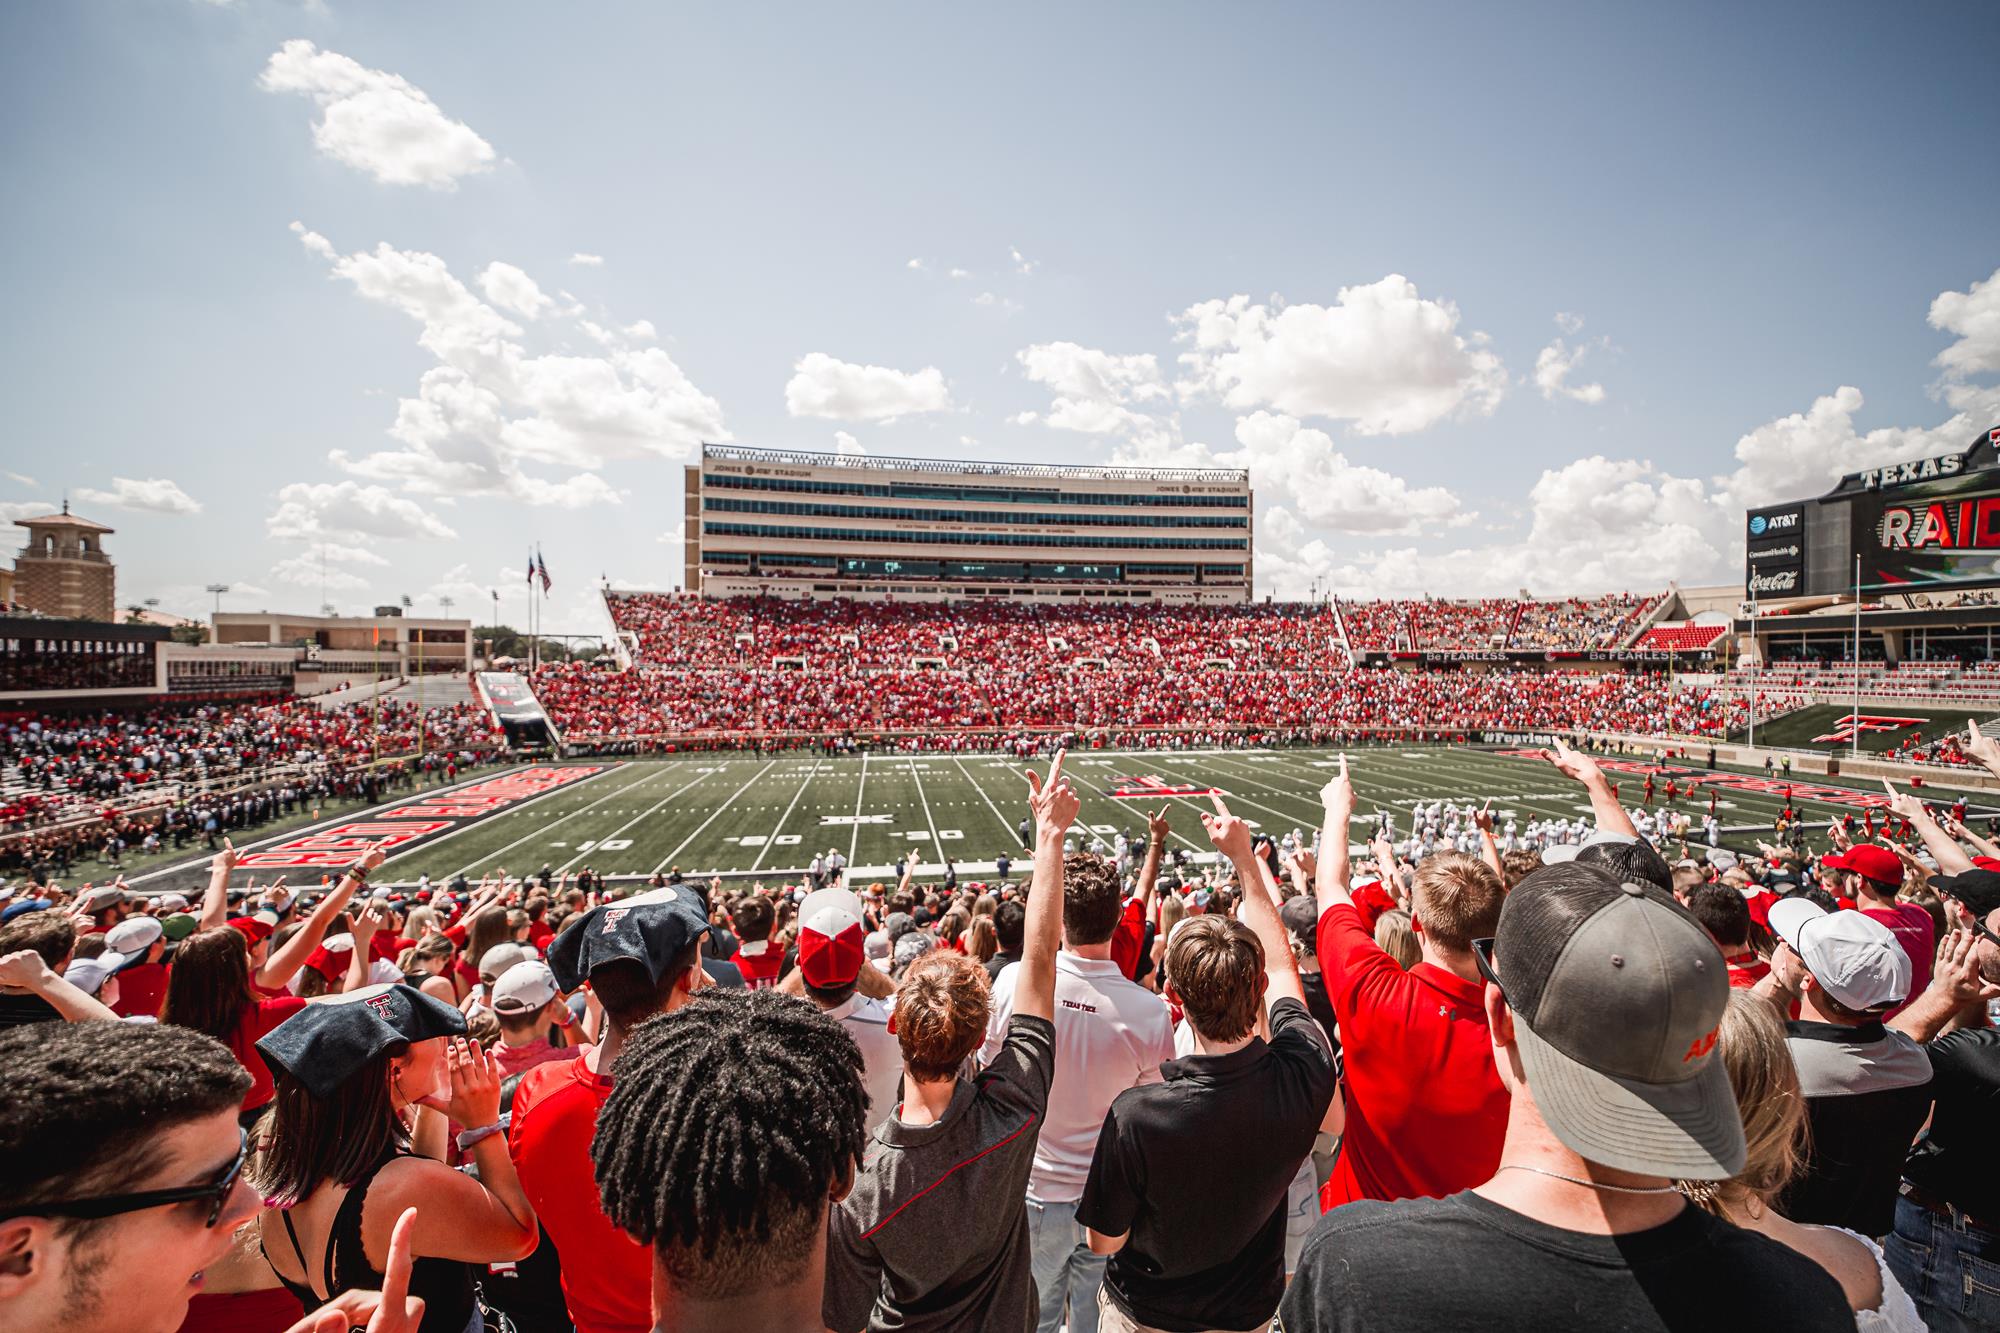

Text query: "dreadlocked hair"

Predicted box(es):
[590, 988, 868, 1301]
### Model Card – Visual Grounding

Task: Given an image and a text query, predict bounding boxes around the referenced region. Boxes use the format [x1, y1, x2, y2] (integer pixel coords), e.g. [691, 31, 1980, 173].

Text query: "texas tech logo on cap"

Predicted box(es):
[365, 994, 395, 1020]
[601, 908, 630, 934]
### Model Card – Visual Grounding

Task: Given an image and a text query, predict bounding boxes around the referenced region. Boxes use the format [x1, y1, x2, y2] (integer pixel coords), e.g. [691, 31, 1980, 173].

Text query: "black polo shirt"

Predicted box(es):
[1779, 1019, 1932, 1237]
[1076, 996, 1335, 1332]
[1903, 1027, 2000, 1222]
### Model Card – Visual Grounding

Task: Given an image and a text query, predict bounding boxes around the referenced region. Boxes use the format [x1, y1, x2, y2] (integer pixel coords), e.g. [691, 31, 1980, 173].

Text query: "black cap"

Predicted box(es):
[1280, 894, 1321, 940]
[546, 887, 710, 992]
[1933, 869, 2000, 922]
[256, 983, 468, 1099]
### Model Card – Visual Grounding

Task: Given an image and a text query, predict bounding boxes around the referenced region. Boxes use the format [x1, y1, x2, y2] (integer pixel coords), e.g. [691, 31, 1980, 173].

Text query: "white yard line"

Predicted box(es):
[652, 760, 778, 873]
[554, 767, 717, 875]
[441, 764, 660, 878]
[752, 756, 824, 872]
[848, 751, 869, 867]
[950, 755, 1021, 840]
[908, 756, 945, 854]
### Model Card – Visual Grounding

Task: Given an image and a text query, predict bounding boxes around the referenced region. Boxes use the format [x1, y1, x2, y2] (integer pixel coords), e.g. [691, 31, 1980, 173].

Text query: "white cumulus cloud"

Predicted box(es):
[1534, 338, 1606, 404]
[296, 228, 726, 507]
[1931, 265, 2000, 383]
[478, 262, 552, 319]
[267, 480, 457, 542]
[784, 352, 953, 422]
[1223, 412, 1467, 536]
[1015, 342, 1168, 438]
[259, 40, 496, 189]
[1175, 276, 1507, 435]
[74, 477, 203, 515]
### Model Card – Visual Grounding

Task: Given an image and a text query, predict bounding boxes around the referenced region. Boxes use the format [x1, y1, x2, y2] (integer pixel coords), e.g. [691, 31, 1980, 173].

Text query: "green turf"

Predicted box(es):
[324, 745, 2000, 888]
[1743, 704, 1994, 754]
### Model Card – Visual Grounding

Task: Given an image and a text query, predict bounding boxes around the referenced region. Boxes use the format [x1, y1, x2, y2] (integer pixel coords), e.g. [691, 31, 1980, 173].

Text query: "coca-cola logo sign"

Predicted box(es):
[1747, 568, 1801, 594]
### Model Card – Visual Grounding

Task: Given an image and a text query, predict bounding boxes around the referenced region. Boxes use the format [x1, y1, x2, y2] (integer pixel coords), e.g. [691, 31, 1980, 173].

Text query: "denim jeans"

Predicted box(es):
[1883, 1195, 2000, 1332]
[1027, 1196, 1107, 1333]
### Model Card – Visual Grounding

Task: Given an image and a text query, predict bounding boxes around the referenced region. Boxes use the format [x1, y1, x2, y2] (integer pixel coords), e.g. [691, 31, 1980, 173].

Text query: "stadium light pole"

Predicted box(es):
[1747, 591, 1758, 753]
[205, 583, 229, 618]
[1852, 552, 1863, 760]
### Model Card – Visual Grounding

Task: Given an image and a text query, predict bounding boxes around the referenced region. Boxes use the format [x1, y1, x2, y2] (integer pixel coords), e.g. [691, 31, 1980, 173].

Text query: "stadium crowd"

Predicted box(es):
[532, 659, 1751, 751]
[7, 732, 2000, 1333]
[0, 699, 500, 876]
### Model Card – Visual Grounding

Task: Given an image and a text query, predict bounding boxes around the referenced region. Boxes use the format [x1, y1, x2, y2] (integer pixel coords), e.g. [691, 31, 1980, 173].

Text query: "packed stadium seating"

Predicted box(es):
[0, 697, 500, 835]
[516, 594, 1753, 748]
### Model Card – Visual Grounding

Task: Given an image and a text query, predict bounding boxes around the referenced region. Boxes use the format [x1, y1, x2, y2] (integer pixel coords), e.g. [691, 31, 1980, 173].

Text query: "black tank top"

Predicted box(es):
[267, 1151, 479, 1333]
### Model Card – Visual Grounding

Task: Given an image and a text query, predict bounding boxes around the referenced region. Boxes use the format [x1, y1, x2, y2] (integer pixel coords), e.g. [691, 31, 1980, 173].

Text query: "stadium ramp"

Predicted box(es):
[476, 671, 564, 750]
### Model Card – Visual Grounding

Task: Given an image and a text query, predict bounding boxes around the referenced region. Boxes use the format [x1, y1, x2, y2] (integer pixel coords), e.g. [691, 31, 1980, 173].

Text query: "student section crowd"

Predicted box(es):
[7, 728, 2000, 1333]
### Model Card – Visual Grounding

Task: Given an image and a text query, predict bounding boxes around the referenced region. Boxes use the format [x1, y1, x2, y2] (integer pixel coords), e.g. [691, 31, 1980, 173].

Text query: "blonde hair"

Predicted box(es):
[1678, 989, 1805, 1214]
[1373, 909, 1420, 970]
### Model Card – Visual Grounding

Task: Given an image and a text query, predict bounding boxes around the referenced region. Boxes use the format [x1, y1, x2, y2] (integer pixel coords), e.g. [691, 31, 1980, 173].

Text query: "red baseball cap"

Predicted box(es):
[229, 915, 275, 946]
[797, 887, 866, 989]
[1842, 844, 1902, 888]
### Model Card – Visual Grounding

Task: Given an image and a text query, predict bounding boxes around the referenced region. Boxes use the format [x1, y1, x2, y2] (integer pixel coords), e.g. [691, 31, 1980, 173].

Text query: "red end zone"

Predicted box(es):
[237, 765, 610, 868]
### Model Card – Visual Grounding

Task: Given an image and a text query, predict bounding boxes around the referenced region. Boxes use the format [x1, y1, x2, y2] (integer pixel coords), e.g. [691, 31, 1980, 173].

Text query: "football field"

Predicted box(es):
[227, 743, 2000, 890]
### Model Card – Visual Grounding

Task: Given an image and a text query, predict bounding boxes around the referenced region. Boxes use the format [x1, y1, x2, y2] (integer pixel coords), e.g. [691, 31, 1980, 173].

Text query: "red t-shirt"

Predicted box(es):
[528, 921, 555, 951]
[1317, 902, 1507, 1211]
[1351, 881, 1399, 933]
[511, 1050, 653, 1333]
[1861, 903, 1935, 1016]
[231, 996, 308, 1111]
[112, 961, 169, 1020]
[1109, 897, 1145, 981]
[731, 943, 784, 990]
[1725, 955, 1771, 989]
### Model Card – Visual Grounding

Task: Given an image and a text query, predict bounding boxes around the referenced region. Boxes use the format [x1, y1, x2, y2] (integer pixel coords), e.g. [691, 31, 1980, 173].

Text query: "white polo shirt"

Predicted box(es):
[981, 950, 1175, 1203]
[822, 991, 906, 1133]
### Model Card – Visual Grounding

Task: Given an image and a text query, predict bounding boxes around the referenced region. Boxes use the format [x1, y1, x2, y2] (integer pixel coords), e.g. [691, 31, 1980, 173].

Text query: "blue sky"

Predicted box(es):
[4, 1, 1999, 631]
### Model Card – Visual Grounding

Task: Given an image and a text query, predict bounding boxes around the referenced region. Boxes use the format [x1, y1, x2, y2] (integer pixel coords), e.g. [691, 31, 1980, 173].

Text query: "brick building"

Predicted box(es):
[13, 505, 115, 621]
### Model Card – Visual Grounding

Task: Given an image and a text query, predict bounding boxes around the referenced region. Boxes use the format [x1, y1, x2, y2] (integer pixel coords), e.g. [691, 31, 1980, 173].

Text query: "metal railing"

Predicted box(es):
[702, 443, 1247, 484]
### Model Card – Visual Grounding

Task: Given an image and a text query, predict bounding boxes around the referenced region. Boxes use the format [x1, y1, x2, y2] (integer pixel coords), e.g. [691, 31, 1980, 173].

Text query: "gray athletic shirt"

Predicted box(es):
[823, 1013, 1056, 1333]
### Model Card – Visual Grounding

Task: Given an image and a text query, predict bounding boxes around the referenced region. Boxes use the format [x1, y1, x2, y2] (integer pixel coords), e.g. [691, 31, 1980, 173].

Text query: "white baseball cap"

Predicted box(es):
[154, 893, 190, 912]
[1768, 898, 1911, 1011]
[479, 942, 533, 984]
[64, 954, 126, 997]
[491, 960, 561, 1016]
[104, 916, 164, 965]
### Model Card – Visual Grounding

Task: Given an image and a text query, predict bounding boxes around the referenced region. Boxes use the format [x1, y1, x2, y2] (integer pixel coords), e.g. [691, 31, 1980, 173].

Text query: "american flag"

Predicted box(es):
[536, 549, 552, 594]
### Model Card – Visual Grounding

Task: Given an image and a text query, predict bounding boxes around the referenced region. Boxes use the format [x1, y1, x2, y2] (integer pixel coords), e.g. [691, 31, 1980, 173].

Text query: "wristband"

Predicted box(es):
[455, 1118, 507, 1151]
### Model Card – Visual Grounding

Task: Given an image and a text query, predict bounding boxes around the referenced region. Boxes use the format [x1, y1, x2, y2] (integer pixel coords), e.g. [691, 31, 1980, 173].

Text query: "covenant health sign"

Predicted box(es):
[235, 764, 609, 869]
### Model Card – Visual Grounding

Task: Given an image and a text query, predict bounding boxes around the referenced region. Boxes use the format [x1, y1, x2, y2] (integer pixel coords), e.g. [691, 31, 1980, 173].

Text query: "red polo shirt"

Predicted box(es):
[1316, 901, 1507, 1212]
[510, 1048, 653, 1333]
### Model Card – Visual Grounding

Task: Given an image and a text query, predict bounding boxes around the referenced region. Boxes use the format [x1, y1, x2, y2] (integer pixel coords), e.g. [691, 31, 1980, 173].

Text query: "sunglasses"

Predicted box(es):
[1936, 888, 2000, 950]
[1471, 937, 1508, 1007]
[30, 1127, 247, 1229]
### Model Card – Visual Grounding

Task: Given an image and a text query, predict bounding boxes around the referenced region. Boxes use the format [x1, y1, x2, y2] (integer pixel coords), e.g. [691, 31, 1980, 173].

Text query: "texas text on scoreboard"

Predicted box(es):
[1745, 423, 2000, 597]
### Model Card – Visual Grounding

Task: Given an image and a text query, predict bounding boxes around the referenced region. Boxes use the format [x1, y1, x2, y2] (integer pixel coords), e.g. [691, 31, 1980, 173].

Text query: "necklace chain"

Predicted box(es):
[1497, 1164, 1683, 1195]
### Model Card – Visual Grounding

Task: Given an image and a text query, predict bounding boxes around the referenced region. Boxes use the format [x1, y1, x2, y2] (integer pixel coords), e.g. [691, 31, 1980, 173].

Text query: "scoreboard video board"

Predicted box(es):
[1746, 423, 2000, 597]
